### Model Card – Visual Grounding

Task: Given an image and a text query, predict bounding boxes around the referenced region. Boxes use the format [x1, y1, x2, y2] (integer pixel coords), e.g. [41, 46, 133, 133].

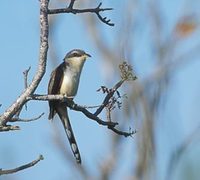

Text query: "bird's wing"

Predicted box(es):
[48, 63, 65, 119]
[56, 103, 82, 164]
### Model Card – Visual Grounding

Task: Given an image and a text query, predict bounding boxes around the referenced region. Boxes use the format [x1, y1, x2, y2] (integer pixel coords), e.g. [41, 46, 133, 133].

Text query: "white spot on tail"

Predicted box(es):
[66, 129, 72, 139]
[75, 153, 79, 159]
[72, 143, 77, 153]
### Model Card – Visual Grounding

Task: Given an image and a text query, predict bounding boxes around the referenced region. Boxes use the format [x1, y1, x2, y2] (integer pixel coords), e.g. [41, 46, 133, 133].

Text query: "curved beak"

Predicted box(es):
[84, 52, 91, 58]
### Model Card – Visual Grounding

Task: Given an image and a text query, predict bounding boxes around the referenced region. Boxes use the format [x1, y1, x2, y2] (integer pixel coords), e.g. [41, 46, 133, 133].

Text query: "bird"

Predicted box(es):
[48, 49, 91, 164]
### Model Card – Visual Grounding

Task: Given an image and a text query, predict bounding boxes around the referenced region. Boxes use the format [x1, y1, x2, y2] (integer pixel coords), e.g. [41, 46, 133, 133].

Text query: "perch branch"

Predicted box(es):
[28, 94, 117, 127]
[28, 94, 134, 137]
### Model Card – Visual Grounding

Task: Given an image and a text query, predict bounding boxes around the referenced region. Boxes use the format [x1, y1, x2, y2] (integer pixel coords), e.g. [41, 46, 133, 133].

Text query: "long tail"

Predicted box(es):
[56, 104, 81, 164]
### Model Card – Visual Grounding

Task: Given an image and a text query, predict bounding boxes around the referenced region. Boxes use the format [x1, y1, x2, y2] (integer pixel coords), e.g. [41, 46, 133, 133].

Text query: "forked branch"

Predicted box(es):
[48, 2, 114, 26]
[28, 92, 135, 137]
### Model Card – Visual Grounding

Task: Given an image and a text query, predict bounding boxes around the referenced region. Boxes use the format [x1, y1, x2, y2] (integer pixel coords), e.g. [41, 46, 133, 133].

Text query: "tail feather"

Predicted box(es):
[56, 104, 81, 164]
[48, 102, 56, 120]
[48, 108, 55, 120]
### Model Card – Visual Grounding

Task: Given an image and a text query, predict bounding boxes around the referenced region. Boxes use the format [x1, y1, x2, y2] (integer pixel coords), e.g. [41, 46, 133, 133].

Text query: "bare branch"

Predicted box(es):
[28, 94, 134, 137]
[65, 101, 134, 137]
[48, 2, 114, 26]
[28, 94, 117, 126]
[68, 101, 118, 126]
[15, 66, 32, 118]
[95, 3, 114, 26]
[94, 79, 125, 116]
[0, 125, 20, 132]
[23, 66, 31, 111]
[68, 0, 76, 9]
[9, 112, 45, 122]
[0, 0, 49, 126]
[23, 66, 31, 90]
[108, 126, 136, 137]
[27, 94, 75, 101]
[0, 155, 44, 176]
[80, 104, 102, 109]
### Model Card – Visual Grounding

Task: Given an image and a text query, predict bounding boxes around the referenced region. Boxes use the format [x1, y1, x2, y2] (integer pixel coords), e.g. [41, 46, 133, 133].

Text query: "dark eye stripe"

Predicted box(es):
[65, 49, 86, 59]
[73, 53, 82, 57]
[67, 52, 82, 58]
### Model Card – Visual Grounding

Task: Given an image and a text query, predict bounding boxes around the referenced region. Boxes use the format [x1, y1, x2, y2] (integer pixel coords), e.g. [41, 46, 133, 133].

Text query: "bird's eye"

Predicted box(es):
[73, 53, 78, 56]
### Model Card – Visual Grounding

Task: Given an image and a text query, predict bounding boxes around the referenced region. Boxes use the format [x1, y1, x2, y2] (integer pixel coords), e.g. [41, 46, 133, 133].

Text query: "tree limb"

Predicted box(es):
[27, 94, 134, 137]
[0, 155, 43, 176]
[48, 2, 114, 26]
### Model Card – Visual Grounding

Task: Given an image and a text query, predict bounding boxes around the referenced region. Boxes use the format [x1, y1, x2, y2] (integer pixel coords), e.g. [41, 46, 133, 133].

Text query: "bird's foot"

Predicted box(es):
[64, 94, 74, 100]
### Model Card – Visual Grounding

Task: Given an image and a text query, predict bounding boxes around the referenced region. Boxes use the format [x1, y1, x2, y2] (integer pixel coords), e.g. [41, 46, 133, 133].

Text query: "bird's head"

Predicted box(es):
[64, 49, 91, 68]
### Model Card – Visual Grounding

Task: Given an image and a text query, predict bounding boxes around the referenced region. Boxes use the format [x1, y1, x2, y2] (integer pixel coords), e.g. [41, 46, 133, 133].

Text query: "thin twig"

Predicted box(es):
[15, 67, 32, 118]
[10, 112, 45, 122]
[23, 66, 31, 90]
[68, 0, 76, 9]
[0, 155, 44, 176]
[94, 79, 125, 116]
[23, 66, 31, 111]
[108, 126, 137, 137]
[48, 2, 114, 26]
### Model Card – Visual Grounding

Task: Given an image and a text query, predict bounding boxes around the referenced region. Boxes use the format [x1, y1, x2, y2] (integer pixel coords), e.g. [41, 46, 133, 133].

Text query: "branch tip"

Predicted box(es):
[0, 155, 44, 175]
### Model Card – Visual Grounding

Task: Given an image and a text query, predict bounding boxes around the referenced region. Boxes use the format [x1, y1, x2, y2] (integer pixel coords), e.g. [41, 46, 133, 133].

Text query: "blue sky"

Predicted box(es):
[1, 0, 200, 180]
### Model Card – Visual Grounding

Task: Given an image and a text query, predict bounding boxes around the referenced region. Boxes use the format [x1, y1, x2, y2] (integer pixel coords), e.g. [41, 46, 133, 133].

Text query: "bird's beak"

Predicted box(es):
[84, 53, 91, 58]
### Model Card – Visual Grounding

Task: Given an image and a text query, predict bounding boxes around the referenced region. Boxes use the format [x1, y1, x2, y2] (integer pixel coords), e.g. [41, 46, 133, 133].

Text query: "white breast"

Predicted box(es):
[60, 68, 80, 97]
